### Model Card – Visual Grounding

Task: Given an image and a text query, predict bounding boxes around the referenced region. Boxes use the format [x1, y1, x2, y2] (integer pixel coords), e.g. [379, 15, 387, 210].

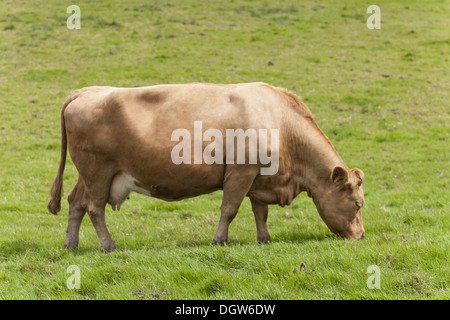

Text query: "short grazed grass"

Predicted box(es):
[0, 0, 448, 299]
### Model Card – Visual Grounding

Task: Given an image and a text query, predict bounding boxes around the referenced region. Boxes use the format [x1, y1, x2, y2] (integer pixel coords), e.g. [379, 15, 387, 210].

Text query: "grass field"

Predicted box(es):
[0, 0, 448, 300]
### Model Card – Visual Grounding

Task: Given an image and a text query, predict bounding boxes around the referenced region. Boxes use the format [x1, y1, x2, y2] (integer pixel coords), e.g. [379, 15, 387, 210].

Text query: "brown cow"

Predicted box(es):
[48, 83, 365, 252]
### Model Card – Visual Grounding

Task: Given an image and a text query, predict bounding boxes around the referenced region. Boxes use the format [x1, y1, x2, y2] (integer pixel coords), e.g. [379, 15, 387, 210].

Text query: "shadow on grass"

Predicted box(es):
[83, 229, 339, 251]
[0, 239, 43, 259]
[272, 230, 337, 243]
[0, 238, 101, 259]
[0, 231, 338, 257]
[173, 231, 336, 248]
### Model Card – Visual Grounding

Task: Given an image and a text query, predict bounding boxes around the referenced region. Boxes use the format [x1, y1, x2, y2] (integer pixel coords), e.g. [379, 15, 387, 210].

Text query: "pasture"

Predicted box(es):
[0, 0, 448, 300]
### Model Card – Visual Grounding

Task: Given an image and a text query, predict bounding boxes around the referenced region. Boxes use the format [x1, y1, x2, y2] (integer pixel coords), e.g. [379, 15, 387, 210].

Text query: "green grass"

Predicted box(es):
[0, 0, 448, 299]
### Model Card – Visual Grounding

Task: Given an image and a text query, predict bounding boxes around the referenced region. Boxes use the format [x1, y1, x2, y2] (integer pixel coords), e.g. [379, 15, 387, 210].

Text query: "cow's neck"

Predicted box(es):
[286, 117, 347, 198]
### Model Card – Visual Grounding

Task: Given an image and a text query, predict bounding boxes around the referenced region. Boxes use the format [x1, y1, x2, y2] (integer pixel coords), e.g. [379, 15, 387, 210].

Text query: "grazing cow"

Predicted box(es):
[48, 83, 365, 252]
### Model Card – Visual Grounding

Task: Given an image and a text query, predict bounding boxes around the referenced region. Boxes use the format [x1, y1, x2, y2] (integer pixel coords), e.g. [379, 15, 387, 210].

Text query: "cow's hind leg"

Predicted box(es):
[78, 160, 117, 252]
[86, 198, 116, 252]
[64, 177, 86, 249]
[250, 197, 271, 244]
[212, 166, 259, 245]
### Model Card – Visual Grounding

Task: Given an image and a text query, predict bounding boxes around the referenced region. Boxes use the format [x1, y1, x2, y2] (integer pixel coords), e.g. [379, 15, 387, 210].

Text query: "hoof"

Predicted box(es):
[257, 236, 272, 244]
[64, 239, 79, 250]
[101, 242, 117, 253]
[212, 238, 227, 246]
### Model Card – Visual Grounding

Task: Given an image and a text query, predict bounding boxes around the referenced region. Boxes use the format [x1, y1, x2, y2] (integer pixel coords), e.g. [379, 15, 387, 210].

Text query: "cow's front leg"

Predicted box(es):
[212, 166, 258, 245]
[250, 197, 271, 244]
[212, 201, 240, 245]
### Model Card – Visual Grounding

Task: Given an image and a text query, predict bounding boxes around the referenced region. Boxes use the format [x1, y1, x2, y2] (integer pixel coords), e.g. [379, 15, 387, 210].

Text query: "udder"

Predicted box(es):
[108, 171, 151, 210]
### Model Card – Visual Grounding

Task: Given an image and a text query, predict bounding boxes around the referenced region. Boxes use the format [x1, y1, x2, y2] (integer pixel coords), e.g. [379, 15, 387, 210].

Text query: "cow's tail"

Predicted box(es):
[47, 90, 82, 215]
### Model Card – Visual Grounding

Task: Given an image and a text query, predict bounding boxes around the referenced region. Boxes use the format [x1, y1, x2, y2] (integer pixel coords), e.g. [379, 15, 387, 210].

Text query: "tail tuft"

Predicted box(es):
[48, 172, 63, 214]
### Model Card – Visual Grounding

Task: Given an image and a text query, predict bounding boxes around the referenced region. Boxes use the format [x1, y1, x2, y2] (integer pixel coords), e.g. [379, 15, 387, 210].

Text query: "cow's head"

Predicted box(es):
[313, 166, 365, 239]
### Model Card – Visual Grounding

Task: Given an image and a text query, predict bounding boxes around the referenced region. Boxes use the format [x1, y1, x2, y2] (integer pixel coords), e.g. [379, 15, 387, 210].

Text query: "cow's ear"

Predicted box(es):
[351, 168, 364, 185]
[332, 166, 348, 185]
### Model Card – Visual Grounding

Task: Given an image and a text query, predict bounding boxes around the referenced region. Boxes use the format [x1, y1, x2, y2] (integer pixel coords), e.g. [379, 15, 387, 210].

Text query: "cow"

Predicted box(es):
[48, 82, 365, 252]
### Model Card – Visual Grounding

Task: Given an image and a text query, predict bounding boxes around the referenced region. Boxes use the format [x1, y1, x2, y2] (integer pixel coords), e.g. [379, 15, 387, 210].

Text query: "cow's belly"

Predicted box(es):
[108, 167, 223, 210]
